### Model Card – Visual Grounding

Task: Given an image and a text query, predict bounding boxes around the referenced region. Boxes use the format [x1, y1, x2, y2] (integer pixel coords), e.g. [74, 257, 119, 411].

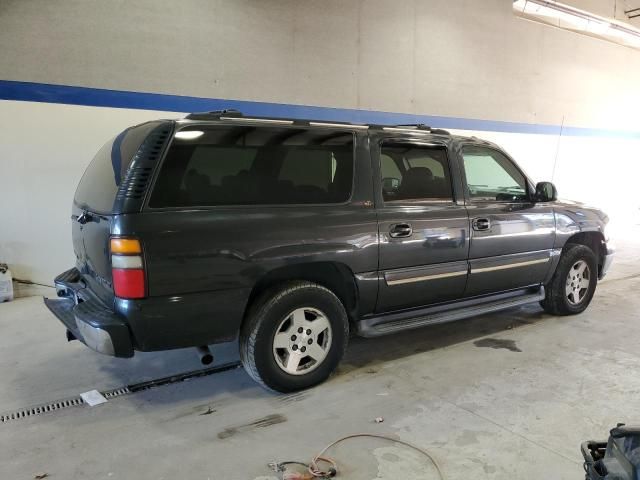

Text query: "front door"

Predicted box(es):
[458, 145, 556, 297]
[374, 138, 470, 313]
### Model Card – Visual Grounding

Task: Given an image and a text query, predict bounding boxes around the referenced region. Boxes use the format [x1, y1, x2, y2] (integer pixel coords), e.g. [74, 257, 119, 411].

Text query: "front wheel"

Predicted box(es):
[239, 281, 349, 393]
[540, 244, 598, 315]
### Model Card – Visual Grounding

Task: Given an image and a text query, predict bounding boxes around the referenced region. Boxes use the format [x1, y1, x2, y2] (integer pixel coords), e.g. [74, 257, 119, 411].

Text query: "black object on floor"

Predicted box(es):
[582, 423, 640, 479]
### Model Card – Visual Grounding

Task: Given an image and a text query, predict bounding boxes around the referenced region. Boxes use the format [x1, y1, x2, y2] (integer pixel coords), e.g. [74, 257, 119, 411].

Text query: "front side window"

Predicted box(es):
[149, 126, 354, 207]
[380, 143, 453, 202]
[461, 147, 528, 202]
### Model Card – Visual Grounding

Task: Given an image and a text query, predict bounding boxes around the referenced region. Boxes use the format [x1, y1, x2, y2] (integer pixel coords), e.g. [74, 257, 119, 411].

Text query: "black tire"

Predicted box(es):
[239, 281, 349, 393]
[540, 243, 598, 316]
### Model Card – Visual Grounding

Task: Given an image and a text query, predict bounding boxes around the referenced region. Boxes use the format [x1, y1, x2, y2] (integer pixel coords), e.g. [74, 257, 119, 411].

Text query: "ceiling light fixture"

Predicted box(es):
[513, 0, 640, 50]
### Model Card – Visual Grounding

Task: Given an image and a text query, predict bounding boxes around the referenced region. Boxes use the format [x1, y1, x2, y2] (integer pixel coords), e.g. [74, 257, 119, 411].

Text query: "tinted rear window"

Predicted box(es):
[74, 121, 165, 213]
[380, 144, 454, 201]
[148, 126, 354, 207]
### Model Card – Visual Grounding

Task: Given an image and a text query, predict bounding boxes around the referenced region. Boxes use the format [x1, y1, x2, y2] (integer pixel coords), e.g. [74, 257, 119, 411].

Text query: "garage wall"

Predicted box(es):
[1, 0, 639, 285]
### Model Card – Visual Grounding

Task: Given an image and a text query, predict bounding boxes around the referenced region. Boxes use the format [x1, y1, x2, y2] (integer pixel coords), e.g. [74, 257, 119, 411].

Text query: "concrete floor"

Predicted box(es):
[1, 233, 639, 480]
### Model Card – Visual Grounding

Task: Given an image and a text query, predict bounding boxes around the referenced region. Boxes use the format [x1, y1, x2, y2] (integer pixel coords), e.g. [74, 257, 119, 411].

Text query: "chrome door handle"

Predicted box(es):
[472, 218, 491, 231]
[389, 223, 413, 238]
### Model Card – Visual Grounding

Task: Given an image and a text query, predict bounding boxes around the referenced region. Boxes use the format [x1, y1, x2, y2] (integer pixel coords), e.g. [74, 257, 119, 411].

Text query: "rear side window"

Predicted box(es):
[380, 143, 453, 202]
[74, 121, 165, 213]
[149, 126, 354, 207]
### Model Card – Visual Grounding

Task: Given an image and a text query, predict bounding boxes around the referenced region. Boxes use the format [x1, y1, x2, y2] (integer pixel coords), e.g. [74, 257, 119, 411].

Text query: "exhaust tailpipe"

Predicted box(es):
[196, 345, 214, 365]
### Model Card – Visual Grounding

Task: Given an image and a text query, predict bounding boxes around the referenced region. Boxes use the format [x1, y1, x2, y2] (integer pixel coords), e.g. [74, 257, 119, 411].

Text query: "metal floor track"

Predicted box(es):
[1, 361, 241, 424]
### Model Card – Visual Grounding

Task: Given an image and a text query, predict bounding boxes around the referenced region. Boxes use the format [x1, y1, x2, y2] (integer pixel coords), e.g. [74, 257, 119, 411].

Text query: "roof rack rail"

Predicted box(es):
[182, 112, 449, 134]
[395, 123, 432, 130]
[385, 124, 450, 135]
[185, 109, 243, 120]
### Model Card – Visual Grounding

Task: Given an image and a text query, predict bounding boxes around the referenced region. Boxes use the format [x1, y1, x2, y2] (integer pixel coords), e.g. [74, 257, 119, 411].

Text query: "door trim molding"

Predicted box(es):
[386, 269, 468, 286]
[470, 257, 549, 274]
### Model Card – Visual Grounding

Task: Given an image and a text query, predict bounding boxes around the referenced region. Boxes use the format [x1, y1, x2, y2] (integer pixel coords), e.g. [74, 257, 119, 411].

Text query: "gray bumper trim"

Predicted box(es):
[45, 296, 134, 358]
[45, 267, 134, 358]
[75, 319, 115, 356]
[600, 242, 615, 279]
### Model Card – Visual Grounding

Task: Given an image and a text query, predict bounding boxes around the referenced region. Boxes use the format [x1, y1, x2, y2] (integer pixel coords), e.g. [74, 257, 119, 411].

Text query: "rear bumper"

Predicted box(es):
[44, 268, 134, 357]
[46, 267, 248, 354]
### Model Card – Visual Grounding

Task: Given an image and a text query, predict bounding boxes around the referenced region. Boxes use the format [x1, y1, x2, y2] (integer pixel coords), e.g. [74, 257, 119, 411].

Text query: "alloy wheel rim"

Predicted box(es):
[272, 307, 332, 376]
[565, 260, 590, 305]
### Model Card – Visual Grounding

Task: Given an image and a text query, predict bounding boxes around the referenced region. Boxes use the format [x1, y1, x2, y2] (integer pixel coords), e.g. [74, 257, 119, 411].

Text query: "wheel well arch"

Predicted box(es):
[244, 262, 359, 327]
[564, 231, 605, 273]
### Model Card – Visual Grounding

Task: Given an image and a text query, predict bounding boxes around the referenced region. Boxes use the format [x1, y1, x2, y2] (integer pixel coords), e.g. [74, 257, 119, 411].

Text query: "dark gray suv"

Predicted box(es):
[45, 110, 614, 392]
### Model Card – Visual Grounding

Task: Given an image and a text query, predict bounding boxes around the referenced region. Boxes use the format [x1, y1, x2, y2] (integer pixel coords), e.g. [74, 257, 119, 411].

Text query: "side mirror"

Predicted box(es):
[535, 181, 557, 202]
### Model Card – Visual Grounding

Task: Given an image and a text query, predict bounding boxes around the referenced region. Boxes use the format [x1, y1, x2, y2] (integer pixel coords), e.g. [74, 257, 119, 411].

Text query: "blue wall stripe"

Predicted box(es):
[2, 80, 639, 139]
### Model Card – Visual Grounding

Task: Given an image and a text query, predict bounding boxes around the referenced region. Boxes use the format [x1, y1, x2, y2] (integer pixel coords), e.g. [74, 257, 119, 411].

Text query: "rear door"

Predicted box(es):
[458, 145, 555, 297]
[373, 136, 470, 313]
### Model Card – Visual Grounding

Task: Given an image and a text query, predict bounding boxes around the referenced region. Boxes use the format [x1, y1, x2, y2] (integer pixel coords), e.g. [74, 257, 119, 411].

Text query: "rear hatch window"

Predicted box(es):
[74, 121, 170, 214]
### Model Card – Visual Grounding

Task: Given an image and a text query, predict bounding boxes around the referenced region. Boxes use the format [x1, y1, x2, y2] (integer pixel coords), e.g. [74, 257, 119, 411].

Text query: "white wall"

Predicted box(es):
[2, 0, 640, 127]
[0, 101, 178, 283]
[1, 0, 639, 285]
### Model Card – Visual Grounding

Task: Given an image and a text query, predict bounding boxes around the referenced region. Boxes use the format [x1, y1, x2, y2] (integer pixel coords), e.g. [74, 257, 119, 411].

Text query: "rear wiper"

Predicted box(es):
[71, 211, 94, 224]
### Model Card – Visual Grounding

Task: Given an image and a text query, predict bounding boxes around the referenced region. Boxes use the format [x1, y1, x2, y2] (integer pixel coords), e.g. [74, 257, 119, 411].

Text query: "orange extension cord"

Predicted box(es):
[274, 433, 446, 479]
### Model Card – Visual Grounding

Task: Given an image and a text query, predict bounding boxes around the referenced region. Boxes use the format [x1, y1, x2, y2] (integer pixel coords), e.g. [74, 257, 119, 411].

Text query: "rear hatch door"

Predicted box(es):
[72, 121, 173, 304]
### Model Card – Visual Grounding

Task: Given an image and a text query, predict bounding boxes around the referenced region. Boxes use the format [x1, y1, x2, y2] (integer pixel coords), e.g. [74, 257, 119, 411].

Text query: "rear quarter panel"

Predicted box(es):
[120, 205, 379, 297]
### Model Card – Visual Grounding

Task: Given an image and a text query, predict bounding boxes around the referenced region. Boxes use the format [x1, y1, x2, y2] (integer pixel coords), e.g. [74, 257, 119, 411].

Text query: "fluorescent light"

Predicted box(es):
[513, 0, 640, 50]
[586, 19, 611, 35]
[175, 130, 204, 140]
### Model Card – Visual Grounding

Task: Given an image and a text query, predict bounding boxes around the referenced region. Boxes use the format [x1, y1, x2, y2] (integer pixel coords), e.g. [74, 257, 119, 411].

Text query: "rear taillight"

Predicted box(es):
[110, 237, 146, 299]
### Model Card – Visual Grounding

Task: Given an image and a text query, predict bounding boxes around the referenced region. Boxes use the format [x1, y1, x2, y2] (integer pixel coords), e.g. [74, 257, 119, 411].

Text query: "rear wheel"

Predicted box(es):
[239, 281, 349, 392]
[540, 244, 598, 315]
